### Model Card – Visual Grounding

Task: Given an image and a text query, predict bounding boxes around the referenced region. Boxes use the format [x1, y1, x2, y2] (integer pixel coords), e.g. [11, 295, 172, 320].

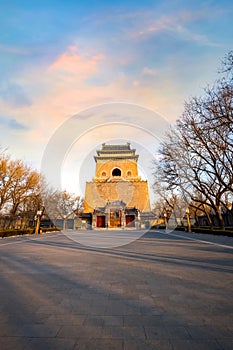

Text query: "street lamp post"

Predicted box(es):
[35, 206, 45, 234]
[164, 212, 167, 231]
[186, 208, 192, 233]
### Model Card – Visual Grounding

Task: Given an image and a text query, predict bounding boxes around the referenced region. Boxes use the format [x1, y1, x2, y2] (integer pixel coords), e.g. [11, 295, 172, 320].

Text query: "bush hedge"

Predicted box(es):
[40, 227, 60, 233]
[187, 227, 233, 237]
[0, 228, 34, 238]
[172, 226, 233, 237]
[150, 225, 233, 237]
[0, 227, 60, 238]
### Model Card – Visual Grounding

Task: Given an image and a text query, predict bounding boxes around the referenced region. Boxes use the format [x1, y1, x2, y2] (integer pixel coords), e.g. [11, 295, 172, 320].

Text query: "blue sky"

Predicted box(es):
[0, 0, 233, 197]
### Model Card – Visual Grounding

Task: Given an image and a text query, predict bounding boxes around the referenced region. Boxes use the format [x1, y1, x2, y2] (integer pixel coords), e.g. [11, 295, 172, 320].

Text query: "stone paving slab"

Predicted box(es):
[0, 230, 232, 349]
[25, 338, 76, 350]
[124, 339, 173, 350]
[170, 339, 221, 350]
[0, 337, 30, 350]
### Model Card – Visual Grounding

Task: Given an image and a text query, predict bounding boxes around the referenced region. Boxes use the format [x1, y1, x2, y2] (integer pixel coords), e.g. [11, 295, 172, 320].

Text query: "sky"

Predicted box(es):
[0, 0, 233, 202]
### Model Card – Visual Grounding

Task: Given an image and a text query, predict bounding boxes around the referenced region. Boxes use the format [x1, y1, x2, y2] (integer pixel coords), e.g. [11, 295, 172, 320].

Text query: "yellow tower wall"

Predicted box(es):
[83, 180, 151, 213]
[95, 159, 138, 179]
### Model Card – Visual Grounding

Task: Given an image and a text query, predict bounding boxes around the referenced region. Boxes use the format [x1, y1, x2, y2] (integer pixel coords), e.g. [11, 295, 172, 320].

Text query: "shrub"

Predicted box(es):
[0, 229, 34, 238]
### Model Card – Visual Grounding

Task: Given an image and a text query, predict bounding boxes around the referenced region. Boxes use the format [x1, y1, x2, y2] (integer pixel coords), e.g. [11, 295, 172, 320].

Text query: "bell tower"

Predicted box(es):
[83, 143, 151, 218]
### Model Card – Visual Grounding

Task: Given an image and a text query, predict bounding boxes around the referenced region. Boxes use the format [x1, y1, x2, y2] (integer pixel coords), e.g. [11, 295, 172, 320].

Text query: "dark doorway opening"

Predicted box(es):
[112, 168, 121, 176]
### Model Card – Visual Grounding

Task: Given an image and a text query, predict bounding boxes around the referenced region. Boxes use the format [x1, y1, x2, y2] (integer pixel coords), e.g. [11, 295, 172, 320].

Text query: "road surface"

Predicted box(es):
[0, 230, 232, 349]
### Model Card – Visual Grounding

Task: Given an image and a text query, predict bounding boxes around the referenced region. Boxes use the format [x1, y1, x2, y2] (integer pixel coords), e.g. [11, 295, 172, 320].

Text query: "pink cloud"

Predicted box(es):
[1, 44, 186, 170]
[48, 46, 104, 78]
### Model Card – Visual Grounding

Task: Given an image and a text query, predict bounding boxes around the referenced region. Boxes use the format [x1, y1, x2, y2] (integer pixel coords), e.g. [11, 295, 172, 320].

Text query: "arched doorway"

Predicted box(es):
[112, 168, 121, 176]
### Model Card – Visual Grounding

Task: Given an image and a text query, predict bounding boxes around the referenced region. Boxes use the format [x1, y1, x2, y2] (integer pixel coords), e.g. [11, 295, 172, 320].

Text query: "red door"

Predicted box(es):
[96, 216, 105, 227]
[126, 215, 135, 227]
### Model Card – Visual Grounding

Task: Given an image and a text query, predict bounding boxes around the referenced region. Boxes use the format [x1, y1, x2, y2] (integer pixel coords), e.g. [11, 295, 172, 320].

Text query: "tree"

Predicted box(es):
[153, 165, 189, 228]
[154, 52, 233, 229]
[220, 50, 233, 80]
[0, 153, 12, 212]
[8, 161, 41, 217]
[0, 152, 42, 228]
[43, 189, 83, 230]
[0, 150, 84, 231]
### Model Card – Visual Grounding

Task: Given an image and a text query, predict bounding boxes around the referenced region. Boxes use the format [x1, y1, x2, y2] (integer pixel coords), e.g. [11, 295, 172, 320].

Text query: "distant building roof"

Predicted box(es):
[102, 142, 131, 150]
[95, 143, 138, 162]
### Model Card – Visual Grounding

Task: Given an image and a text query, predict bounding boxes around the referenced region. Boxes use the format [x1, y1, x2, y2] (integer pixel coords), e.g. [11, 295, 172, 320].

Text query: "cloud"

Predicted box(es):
[48, 45, 104, 79]
[0, 83, 31, 107]
[0, 38, 216, 171]
[142, 67, 157, 77]
[174, 24, 221, 47]
[9, 118, 28, 130]
[0, 116, 28, 130]
[16, 44, 182, 132]
[129, 9, 220, 47]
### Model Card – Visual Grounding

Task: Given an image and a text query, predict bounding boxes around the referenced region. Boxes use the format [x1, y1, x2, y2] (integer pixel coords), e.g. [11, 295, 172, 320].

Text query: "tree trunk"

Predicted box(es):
[63, 218, 67, 230]
[216, 206, 225, 230]
[204, 209, 213, 230]
[194, 211, 200, 227]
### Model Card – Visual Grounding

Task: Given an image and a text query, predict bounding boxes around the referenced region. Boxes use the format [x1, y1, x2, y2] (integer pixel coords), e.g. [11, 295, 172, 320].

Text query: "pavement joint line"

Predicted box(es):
[161, 230, 233, 250]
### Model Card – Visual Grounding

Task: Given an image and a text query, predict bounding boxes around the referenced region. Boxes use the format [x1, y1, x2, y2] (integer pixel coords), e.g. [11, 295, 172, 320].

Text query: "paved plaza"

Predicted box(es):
[0, 230, 233, 350]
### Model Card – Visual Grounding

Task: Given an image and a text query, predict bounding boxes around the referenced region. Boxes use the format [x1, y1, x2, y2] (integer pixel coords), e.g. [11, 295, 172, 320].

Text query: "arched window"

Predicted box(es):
[112, 168, 121, 176]
[102, 171, 107, 177]
[127, 171, 132, 177]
